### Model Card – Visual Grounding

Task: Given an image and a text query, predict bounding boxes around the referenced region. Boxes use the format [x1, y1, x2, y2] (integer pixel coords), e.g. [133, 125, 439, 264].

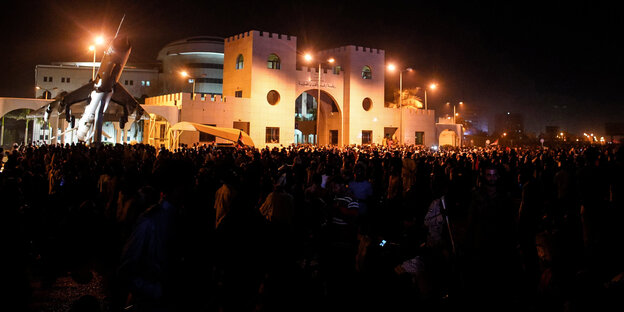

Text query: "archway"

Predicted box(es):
[439, 129, 458, 147]
[1, 108, 36, 148]
[295, 90, 341, 145]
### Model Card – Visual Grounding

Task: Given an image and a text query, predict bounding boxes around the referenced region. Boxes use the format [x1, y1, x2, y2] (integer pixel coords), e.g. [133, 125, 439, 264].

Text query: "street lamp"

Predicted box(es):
[446, 101, 463, 124]
[424, 83, 437, 110]
[89, 36, 104, 81]
[387, 64, 413, 144]
[180, 71, 196, 98]
[304, 53, 335, 145]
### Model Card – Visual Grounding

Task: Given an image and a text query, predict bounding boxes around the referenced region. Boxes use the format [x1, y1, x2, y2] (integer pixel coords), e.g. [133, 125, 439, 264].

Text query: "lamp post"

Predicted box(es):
[305, 53, 334, 145]
[89, 36, 104, 81]
[180, 71, 196, 98]
[446, 101, 463, 124]
[387, 64, 413, 145]
[423, 83, 437, 110]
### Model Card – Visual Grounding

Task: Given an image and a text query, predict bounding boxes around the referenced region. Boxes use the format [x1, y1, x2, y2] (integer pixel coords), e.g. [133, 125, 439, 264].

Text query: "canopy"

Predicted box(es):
[170, 121, 254, 147]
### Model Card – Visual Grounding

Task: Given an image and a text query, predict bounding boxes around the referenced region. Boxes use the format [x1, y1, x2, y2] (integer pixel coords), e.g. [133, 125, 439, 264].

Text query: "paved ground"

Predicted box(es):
[27, 270, 110, 312]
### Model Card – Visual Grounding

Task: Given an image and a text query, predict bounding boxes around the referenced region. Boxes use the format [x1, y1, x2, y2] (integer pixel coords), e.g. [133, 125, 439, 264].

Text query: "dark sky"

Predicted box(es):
[1, 0, 621, 135]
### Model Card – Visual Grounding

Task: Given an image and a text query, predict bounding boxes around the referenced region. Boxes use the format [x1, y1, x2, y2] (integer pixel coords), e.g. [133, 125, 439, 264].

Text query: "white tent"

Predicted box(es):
[169, 121, 254, 147]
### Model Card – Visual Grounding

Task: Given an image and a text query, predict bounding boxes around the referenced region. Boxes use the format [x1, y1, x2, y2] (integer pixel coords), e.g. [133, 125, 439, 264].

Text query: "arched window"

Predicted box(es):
[362, 65, 372, 79]
[236, 54, 244, 69]
[267, 53, 280, 69]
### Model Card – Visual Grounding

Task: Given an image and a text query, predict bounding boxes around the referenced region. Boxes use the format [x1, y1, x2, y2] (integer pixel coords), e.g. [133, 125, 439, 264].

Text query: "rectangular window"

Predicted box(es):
[49, 77, 53, 82]
[362, 130, 372, 145]
[61, 77, 65, 83]
[235, 90, 243, 97]
[125, 80, 128, 85]
[233, 121, 250, 135]
[66, 77, 70, 83]
[329, 130, 338, 145]
[141, 81, 145, 86]
[333, 66, 341, 75]
[43, 76, 48, 82]
[130, 80, 134, 85]
[186, 63, 224, 69]
[159, 124, 166, 140]
[146, 81, 151, 86]
[199, 124, 216, 142]
[266, 127, 280, 143]
[415, 131, 425, 145]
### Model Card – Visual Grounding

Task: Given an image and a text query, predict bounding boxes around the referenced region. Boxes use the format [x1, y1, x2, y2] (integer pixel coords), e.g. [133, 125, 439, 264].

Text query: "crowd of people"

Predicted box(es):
[2, 141, 623, 311]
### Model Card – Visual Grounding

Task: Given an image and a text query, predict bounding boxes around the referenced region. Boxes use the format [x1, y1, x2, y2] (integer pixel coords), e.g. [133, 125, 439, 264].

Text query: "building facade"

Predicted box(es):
[16, 30, 463, 148]
[143, 30, 439, 148]
[35, 62, 159, 100]
[157, 36, 224, 96]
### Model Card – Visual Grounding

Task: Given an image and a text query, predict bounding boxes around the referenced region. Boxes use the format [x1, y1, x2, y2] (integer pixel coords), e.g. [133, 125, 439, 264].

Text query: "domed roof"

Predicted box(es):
[157, 36, 224, 60]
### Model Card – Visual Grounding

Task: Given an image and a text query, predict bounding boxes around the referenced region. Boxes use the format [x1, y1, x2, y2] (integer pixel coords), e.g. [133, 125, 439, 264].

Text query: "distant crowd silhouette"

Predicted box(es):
[2, 141, 623, 312]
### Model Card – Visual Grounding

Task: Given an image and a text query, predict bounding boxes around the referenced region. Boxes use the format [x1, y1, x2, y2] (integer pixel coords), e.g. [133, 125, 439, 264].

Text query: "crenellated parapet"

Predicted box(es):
[144, 93, 184, 106]
[321, 45, 384, 55]
[225, 30, 295, 43]
[144, 92, 235, 107]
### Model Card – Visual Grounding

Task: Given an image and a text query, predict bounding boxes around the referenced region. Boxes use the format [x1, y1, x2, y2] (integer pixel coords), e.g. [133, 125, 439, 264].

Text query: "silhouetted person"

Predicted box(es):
[117, 158, 194, 312]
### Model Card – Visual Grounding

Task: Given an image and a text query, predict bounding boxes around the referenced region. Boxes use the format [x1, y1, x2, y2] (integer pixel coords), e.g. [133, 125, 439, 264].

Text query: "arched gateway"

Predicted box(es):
[294, 90, 341, 145]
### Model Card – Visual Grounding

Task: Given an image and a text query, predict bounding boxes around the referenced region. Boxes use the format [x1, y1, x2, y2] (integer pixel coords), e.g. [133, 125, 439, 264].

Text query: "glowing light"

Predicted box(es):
[560, 132, 564, 136]
[180, 71, 188, 77]
[432, 145, 438, 151]
[178, 52, 223, 56]
[304, 53, 313, 62]
[372, 117, 378, 122]
[95, 36, 104, 45]
[387, 64, 396, 71]
[503, 132, 507, 136]
[429, 83, 437, 90]
[328, 58, 335, 63]
[89, 45, 95, 51]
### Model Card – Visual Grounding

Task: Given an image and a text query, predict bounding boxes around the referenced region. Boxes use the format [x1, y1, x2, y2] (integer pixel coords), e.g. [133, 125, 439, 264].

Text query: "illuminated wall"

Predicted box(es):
[144, 30, 442, 148]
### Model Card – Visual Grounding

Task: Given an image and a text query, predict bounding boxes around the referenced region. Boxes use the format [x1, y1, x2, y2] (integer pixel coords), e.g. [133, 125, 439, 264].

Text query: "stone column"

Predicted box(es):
[114, 122, 121, 144]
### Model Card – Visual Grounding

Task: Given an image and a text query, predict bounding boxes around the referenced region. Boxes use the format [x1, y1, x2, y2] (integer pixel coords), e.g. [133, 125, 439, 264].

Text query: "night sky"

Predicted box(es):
[1, 0, 621, 135]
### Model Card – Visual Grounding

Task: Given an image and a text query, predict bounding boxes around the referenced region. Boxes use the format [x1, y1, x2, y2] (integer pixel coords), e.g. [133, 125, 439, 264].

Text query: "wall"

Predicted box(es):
[322, 46, 386, 145]
[402, 108, 437, 146]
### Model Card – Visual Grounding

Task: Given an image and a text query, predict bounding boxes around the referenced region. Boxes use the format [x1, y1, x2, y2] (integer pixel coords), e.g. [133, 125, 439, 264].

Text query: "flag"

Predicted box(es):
[490, 139, 499, 145]
[236, 131, 244, 148]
